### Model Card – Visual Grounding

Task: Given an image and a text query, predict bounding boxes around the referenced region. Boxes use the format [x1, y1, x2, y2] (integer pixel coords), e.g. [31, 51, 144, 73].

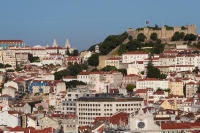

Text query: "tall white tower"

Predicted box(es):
[65, 38, 71, 48]
[52, 38, 58, 47]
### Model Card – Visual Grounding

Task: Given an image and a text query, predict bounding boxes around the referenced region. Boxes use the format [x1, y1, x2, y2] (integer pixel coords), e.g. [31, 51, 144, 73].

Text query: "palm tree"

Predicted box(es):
[49, 105, 55, 113]
[37, 105, 44, 112]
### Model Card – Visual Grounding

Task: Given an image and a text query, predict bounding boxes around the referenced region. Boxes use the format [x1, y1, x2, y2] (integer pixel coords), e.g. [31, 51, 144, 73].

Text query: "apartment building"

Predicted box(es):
[105, 57, 120, 69]
[186, 82, 198, 98]
[62, 88, 91, 114]
[77, 94, 143, 126]
[136, 78, 170, 91]
[122, 51, 148, 63]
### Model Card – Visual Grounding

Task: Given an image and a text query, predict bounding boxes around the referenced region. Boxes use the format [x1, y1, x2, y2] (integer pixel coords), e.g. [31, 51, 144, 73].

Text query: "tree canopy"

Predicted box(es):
[88, 53, 99, 67]
[88, 32, 128, 55]
[30, 57, 40, 63]
[146, 60, 167, 79]
[126, 40, 141, 51]
[184, 34, 197, 41]
[72, 49, 79, 56]
[54, 62, 88, 80]
[171, 32, 185, 41]
[100, 65, 117, 71]
[137, 33, 146, 42]
[126, 84, 135, 91]
[65, 80, 86, 88]
[150, 33, 158, 41]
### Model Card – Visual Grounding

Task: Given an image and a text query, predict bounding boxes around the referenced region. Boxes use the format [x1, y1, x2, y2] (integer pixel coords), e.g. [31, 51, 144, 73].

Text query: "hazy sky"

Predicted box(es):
[0, 0, 199, 51]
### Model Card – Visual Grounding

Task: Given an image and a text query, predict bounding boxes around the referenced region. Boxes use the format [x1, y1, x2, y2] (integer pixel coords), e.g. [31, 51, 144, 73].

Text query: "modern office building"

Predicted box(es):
[77, 93, 143, 126]
[0, 40, 25, 49]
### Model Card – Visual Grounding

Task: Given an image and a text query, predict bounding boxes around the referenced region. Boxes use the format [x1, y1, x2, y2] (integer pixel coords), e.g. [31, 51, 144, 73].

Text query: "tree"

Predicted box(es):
[146, 67, 160, 79]
[37, 105, 44, 112]
[30, 57, 40, 63]
[181, 26, 187, 30]
[153, 47, 160, 54]
[156, 39, 161, 44]
[184, 34, 197, 41]
[88, 53, 99, 67]
[118, 69, 127, 76]
[126, 84, 135, 91]
[171, 32, 181, 41]
[73, 49, 79, 56]
[196, 84, 200, 93]
[183, 83, 186, 97]
[0, 63, 4, 68]
[137, 33, 146, 42]
[49, 105, 55, 112]
[90, 67, 99, 72]
[179, 32, 185, 39]
[100, 66, 117, 71]
[88, 31, 128, 55]
[65, 80, 86, 88]
[118, 44, 127, 55]
[16, 65, 23, 71]
[126, 40, 141, 51]
[150, 33, 157, 41]
[5, 64, 12, 67]
[66, 47, 70, 56]
[156, 87, 163, 92]
[6, 69, 14, 72]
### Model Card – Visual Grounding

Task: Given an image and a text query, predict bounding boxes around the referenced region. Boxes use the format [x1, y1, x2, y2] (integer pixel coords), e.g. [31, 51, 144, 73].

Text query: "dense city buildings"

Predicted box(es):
[0, 24, 200, 133]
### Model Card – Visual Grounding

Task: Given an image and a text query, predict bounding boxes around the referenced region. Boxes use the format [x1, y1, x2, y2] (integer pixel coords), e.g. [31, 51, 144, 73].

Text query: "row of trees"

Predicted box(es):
[0, 63, 12, 68]
[54, 62, 88, 80]
[171, 32, 197, 41]
[118, 38, 164, 55]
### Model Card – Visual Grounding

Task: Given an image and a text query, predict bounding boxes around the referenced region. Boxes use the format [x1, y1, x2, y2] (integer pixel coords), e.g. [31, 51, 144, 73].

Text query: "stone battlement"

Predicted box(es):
[128, 24, 196, 40]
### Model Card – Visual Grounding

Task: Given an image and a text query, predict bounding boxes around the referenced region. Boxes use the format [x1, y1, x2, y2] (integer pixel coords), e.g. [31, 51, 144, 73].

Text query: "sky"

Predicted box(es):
[0, 0, 199, 51]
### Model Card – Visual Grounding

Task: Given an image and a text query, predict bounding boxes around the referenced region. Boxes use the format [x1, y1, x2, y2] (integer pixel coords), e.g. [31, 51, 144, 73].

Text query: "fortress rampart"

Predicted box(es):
[128, 25, 196, 40]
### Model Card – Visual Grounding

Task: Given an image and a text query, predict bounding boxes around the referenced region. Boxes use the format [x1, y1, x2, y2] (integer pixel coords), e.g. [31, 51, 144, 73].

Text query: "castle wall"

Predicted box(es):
[128, 25, 196, 40]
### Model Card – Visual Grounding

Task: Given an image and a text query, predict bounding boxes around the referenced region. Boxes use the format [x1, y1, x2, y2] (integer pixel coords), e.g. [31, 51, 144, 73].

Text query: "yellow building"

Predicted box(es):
[159, 99, 178, 110]
[170, 79, 184, 96]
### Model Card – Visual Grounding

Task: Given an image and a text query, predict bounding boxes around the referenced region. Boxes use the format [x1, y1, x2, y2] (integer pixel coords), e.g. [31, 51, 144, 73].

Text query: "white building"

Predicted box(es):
[77, 71, 90, 84]
[77, 94, 143, 126]
[136, 78, 170, 91]
[122, 51, 149, 63]
[62, 88, 91, 114]
[105, 58, 120, 69]
[0, 110, 21, 127]
[2, 86, 16, 98]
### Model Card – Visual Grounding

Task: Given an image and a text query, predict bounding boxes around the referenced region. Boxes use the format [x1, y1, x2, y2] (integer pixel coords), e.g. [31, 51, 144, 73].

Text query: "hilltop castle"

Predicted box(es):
[128, 24, 196, 40]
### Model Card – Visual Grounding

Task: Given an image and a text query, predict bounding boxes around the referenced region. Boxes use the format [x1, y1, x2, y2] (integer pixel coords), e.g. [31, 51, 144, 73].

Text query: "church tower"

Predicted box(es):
[52, 38, 58, 47]
[65, 38, 71, 48]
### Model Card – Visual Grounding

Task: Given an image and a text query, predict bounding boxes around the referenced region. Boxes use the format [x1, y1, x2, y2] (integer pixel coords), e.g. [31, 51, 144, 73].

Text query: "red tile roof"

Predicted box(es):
[0, 40, 24, 43]
[9, 126, 24, 131]
[134, 89, 147, 94]
[124, 51, 148, 55]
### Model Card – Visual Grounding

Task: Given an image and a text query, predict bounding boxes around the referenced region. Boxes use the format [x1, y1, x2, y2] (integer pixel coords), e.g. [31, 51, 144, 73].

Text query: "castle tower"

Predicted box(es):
[65, 38, 71, 48]
[46, 43, 49, 48]
[52, 38, 58, 47]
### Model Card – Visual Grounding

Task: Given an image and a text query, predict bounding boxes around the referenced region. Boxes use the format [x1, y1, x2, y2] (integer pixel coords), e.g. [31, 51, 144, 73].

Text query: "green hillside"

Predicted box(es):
[88, 31, 128, 55]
